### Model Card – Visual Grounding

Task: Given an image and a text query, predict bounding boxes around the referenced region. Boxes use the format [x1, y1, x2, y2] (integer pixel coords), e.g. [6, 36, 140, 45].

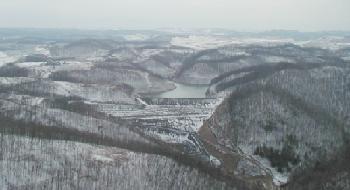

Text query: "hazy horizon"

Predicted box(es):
[1, 0, 350, 32]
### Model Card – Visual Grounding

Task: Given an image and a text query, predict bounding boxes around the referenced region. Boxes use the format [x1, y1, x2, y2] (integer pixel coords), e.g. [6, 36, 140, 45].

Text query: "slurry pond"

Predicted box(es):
[153, 83, 209, 98]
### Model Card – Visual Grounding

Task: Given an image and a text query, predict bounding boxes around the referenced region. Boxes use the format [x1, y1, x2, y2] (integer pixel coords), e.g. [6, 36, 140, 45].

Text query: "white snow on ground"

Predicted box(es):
[111, 49, 138, 61]
[240, 38, 295, 46]
[91, 154, 115, 162]
[0, 133, 229, 190]
[0, 51, 16, 67]
[100, 98, 223, 132]
[209, 155, 221, 167]
[171, 36, 295, 50]
[0, 77, 35, 85]
[0, 94, 45, 106]
[15, 62, 45, 68]
[136, 97, 148, 106]
[0, 99, 145, 143]
[156, 132, 190, 144]
[171, 36, 235, 50]
[52, 81, 80, 96]
[0, 160, 51, 187]
[167, 116, 205, 132]
[253, 155, 289, 186]
[0, 79, 134, 104]
[262, 56, 296, 63]
[233, 157, 268, 177]
[0, 134, 126, 189]
[238, 145, 289, 186]
[52, 81, 134, 104]
[90, 149, 129, 163]
[57, 61, 93, 70]
[300, 36, 350, 50]
[15, 60, 93, 78]
[342, 56, 350, 61]
[123, 34, 151, 41]
[133, 49, 166, 65]
[34, 46, 50, 55]
[310, 66, 345, 79]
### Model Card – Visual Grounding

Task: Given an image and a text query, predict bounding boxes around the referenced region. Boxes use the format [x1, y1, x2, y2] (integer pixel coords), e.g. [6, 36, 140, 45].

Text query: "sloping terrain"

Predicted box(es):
[204, 60, 350, 187]
[0, 29, 350, 190]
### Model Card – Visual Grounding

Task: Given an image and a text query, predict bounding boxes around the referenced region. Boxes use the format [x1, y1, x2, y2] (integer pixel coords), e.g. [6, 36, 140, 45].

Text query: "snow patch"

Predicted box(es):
[91, 154, 114, 162]
[0, 51, 16, 67]
[0, 77, 35, 85]
[156, 132, 190, 144]
[123, 34, 151, 41]
[34, 46, 50, 55]
[171, 36, 234, 50]
[253, 155, 289, 186]
[15, 62, 45, 68]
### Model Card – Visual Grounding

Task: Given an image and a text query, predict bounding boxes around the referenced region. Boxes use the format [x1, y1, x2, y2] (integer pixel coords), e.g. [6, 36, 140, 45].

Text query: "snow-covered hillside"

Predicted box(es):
[0, 29, 349, 190]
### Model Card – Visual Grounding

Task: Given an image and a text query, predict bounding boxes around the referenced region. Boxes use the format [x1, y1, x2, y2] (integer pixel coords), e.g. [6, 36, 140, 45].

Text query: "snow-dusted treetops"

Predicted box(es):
[0, 29, 349, 190]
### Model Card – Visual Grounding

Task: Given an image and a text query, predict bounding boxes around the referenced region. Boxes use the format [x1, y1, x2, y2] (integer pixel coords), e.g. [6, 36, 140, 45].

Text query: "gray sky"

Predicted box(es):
[0, 0, 349, 31]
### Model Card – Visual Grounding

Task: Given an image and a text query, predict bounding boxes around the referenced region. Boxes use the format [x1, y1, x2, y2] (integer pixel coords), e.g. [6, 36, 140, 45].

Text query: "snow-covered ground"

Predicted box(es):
[99, 98, 223, 132]
[0, 51, 17, 67]
[300, 36, 350, 50]
[123, 34, 152, 41]
[0, 77, 35, 85]
[171, 35, 235, 50]
[34, 46, 50, 55]
[15, 61, 94, 78]
[171, 35, 295, 50]
[1, 30, 349, 189]
[0, 134, 229, 190]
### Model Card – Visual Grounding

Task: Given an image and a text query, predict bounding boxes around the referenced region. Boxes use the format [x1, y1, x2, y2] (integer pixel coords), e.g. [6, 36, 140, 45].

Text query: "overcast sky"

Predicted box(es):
[0, 0, 349, 31]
